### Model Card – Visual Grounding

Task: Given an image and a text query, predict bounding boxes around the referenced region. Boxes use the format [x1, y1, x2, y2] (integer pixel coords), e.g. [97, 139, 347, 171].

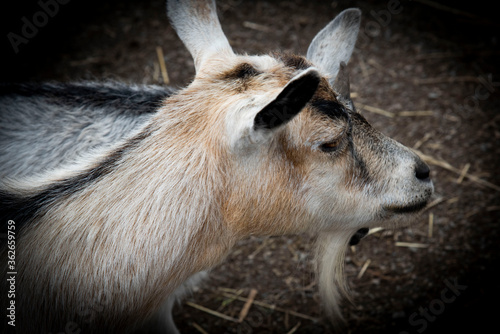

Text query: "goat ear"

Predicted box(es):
[229, 68, 320, 152]
[306, 8, 361, 86]
[254, 68, 321, 131]
[167, 0, 234, 72]
[332, 61, 355, 111]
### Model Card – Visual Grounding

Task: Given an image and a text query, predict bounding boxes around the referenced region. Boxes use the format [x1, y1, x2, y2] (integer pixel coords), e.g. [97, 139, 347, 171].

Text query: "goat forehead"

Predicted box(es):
[227, 53, 312, 75]
[212, 55, 280, 74]
[245, 55, 280, 70]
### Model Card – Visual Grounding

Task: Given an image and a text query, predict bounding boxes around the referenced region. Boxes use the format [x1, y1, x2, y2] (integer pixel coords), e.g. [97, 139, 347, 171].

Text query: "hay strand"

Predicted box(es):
[238, 289, 258, 323]
[186, 301, 239, 322]
[422, 197, 446, 212]
[413, 133, 432, 150]
[192, 322, 209, 334]
[243, 21, 271, 32]
[398, 111, 434, 117]
[286, 321, 302, 334]
[156, 46, 170, 85]
[218, 290, 319, 322]
[456, 163, 471, 184]
[367, 227, 385, 236]
[356, 103, 395, 118]
[248, 238, 270, 260]
[357, 259, 372, 279]
[395, 242, 430, 249]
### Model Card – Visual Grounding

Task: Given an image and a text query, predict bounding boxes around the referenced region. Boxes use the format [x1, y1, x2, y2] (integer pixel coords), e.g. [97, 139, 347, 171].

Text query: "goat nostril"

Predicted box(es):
[415, 162, 430, 181]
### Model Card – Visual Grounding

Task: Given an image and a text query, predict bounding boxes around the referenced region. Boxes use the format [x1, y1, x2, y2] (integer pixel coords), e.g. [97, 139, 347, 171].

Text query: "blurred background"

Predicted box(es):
[1, 0, 499, 333]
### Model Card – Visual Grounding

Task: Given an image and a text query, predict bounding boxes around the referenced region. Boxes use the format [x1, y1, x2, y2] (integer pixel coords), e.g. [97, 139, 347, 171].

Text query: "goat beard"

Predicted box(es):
[315, 230, 353, 327]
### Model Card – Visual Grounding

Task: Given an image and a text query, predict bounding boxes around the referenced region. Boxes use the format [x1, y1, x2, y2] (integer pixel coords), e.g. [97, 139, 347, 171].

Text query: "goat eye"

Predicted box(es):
[320, 139, 341, 153]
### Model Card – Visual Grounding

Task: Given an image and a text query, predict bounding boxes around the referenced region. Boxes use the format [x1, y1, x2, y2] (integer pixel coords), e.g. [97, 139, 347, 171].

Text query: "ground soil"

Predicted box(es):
[2, 0, 499, 333]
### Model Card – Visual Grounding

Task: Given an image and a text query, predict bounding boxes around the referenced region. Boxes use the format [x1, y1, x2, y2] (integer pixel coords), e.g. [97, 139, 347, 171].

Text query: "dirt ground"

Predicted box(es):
[2, 0, 499, 333]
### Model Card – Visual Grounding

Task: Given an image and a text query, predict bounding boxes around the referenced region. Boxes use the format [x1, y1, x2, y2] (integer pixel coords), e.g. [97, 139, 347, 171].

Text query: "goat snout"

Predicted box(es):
[378, 149, 434, 217]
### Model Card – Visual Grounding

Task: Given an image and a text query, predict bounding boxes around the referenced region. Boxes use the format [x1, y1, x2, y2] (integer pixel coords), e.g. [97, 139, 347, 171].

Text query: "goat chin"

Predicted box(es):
[315, 230, 353, 326]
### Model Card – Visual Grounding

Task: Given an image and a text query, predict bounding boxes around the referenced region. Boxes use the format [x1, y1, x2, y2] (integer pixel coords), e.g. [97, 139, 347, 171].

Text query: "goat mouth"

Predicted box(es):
[384, 200, 429, 214]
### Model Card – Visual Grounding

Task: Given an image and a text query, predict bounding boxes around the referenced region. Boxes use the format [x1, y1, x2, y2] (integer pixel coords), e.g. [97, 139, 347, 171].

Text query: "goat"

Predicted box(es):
[0, 0, 433, 333]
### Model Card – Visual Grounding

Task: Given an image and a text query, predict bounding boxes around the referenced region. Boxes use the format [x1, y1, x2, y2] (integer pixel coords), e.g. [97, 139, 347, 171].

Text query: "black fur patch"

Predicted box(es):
[350, 142, 371, 183]
[0, 82, 174, 116]
[349, 228, 369, 245]
[277, 53, 312, 70]
[311, 99, 348, 121]
[221, 63, 261, 80]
